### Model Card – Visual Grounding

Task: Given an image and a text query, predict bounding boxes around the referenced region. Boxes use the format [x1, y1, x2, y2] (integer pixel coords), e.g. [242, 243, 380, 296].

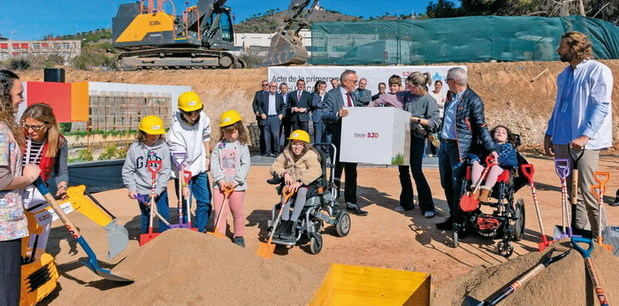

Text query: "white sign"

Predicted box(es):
[268, 65, 466, 96]
[340, 107, 411, 165]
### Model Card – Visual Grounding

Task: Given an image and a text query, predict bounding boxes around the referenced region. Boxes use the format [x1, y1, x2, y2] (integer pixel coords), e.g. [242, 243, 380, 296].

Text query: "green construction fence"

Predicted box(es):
[309, 15, 619, 65]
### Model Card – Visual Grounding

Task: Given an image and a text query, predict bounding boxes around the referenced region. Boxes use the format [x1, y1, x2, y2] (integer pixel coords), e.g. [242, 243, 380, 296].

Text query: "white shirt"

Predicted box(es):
[267, 93, 277, 115]
[340, 87, 354, 108]
[167, 111, 212, 177]
[545, 59, 613, 150]
[429, 91, 446, 117]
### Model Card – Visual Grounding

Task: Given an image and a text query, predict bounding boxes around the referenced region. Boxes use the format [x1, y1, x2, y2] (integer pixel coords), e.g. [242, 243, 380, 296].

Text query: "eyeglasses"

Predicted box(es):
[22, 123, 47, 131]
[261, 83, 269, 87]
[445, 78, 454, 82]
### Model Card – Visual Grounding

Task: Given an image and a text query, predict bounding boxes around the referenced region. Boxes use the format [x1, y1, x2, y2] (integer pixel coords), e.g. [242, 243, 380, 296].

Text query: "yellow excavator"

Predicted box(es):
[20, 185, 129, 305]
[112, 0, 317, 70]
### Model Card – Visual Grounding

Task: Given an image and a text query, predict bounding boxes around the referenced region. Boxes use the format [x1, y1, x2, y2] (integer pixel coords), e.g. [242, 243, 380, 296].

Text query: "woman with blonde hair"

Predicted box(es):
[20, 103, 69, 199]
[0, 70, 41, 304]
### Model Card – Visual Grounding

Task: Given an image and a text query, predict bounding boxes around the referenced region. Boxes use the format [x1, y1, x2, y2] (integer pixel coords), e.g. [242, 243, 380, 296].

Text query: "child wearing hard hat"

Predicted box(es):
[269, 130, 322, 240]
[210, 110, 251, 247]
[122, 115, 171, 234]
[167, 91, 213, 232]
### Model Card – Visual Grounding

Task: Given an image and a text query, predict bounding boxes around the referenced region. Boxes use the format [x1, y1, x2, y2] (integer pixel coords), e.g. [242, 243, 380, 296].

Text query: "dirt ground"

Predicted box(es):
[41, 154, 618, 305]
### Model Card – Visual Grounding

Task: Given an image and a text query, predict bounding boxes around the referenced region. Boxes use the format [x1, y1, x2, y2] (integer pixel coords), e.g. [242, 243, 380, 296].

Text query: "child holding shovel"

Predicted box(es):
[469, 125, 518, 202]
[122, 115, 171, 234]
[167, 91, 213, 232]
[210, 110, 251, 247]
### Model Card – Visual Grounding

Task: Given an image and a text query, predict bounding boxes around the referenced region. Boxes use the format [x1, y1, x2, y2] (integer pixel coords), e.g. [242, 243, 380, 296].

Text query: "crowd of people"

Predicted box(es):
[0, 31, 615, 304]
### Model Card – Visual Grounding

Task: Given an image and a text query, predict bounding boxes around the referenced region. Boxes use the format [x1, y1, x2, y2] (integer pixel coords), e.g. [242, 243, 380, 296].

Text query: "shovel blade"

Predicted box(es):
[262, 33, 309, 66]
[139, 233, 160, 246]
[256, 242, 276, 259]
[105, 220, 129, 259]
[463, 295, 484, 306]
[459, 194, 479, 212]
[208, 230, 225, 238]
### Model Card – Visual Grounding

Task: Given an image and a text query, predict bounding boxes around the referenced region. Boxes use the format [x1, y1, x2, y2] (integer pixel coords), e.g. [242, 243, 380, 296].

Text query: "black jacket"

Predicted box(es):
[439, 87, 496, 160]
[258, 93, 284, 116]
[289, 90, 312, 122]
[252, 90, 267, 115]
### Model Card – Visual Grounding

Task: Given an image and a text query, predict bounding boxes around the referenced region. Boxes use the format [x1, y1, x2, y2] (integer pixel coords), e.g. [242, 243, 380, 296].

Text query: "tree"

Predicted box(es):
[426, 0, 618, 24]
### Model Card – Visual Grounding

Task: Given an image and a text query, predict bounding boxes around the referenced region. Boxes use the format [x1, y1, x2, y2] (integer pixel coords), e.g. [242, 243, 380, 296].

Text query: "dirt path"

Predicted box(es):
[42, 154, 618, 304]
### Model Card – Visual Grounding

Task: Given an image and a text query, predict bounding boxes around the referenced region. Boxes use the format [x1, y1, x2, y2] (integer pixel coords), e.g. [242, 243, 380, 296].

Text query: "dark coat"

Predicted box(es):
[257, 93, 284, 116]
[439, 87, 496, 160]
[289, 90, 312, 122]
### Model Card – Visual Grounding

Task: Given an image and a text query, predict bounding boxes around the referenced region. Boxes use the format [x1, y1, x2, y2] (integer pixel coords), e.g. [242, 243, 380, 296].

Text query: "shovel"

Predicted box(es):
[460, 155, 494, 213]
[33, 177, 134, 283]
[554, 158, 573, 240]
[256, 186, 295, 259]
[571, 237, 610, 306]
[520, 164, 554, 251]
[568, 147, 585, 229]
[591, 171, 612, 252]
[81, 191, 129, 259]
[170, 152, 191, 229]
[139, 160, 171, 246]
[209, 185, 234, 238]
[464, 247, 571, 306]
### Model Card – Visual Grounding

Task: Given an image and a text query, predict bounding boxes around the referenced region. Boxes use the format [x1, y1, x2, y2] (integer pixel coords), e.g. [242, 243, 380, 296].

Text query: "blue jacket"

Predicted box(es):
[439, 87, 496, 160]
[468, 142, 518, 169]
[310, 92, 325, 122]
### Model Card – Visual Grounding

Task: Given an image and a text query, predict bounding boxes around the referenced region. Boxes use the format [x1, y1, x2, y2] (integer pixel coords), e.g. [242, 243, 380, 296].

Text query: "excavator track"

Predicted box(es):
[118, 48, 246, 71]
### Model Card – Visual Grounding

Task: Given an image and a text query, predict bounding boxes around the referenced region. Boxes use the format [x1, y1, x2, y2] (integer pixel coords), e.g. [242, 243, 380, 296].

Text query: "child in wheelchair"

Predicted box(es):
[468, 125, 519, 202]
[454, 125, 527, 257]
[270, 130, 322, 240]
[266, 130, 352, 254]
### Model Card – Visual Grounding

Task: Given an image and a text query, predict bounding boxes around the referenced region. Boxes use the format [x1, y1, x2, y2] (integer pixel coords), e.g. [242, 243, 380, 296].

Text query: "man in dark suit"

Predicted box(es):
[258, 81, 284, 157]
[289, 79, 312, 132]
[252, 80, 269, 155]
[323, 69, 367, 216]
[279, 82, 292, 150]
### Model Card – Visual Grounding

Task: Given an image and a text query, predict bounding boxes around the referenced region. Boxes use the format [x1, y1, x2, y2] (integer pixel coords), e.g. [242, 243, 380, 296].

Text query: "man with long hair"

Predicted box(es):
[544, 31, 613, 238]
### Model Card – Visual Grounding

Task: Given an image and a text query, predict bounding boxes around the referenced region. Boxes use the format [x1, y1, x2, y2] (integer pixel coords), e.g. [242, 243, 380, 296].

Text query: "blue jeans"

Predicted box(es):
[175, 172, 211, 232]
[438, 141, 465, 219]
[138, 189, 170, 233]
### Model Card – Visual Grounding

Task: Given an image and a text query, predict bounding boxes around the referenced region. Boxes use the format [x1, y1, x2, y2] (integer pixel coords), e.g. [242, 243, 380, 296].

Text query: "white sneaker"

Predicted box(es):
[395, 205, 409, 212]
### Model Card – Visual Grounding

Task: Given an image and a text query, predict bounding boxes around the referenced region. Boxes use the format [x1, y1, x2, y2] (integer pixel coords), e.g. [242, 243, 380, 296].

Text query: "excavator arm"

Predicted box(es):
[263, 0, 319, 66]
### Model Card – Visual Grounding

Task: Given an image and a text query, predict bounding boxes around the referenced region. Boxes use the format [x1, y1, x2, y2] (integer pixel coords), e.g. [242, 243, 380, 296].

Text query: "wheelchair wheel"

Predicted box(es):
[513, 199, 526, 241]
[335, 212, 351, 237]
[309, 233, 323, 255]
[497, 240, 514, 257]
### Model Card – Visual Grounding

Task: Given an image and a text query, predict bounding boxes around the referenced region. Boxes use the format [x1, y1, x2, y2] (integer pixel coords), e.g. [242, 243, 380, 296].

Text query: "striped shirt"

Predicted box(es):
[23, 140, 44, 166]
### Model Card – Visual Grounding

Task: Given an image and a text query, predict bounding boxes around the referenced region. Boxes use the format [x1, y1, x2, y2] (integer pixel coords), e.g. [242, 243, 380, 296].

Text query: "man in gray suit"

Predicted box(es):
[323, 69, 367, 216]
[353, 78, 372, 107]
[258, 81, 284, 157]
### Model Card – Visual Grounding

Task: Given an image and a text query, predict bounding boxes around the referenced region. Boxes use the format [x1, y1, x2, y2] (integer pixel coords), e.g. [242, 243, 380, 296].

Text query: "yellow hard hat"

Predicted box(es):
[288, 130, 310, 143]
[177, 91, 203, 112]
[219, 110, 242, 127]
[138, 115, 166, 135]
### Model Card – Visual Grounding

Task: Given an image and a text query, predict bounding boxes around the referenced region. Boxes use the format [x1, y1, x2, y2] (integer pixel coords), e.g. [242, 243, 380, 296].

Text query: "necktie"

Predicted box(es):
[346, 93, 353, 107]
[297, 91, 301, 101]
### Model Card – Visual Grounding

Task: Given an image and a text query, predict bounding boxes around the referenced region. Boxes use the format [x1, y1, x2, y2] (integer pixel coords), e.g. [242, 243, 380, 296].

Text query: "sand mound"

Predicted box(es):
[79, 229, 326, 305]
[434, 242, 619, 305]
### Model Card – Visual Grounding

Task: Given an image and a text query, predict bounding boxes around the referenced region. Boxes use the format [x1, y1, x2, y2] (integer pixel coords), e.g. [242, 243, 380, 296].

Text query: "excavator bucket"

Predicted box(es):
[263, 32, 309, 66]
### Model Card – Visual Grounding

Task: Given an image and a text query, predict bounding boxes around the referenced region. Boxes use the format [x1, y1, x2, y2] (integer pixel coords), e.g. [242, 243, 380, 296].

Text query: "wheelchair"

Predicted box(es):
[265, 143, 351, 255]
[452, 149, 529, 258]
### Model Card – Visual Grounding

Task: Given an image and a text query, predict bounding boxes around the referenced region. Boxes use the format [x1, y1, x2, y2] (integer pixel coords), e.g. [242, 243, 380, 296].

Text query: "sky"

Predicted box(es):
[0, 0, 431, 41]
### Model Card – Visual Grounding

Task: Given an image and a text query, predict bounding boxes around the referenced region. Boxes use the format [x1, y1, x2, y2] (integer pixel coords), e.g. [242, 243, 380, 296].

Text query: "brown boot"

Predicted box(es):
[479, 188, 491, 202]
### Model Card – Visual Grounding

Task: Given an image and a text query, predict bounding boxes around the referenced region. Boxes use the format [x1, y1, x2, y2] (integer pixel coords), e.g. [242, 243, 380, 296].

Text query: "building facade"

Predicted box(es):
[0, 40, 81, 62]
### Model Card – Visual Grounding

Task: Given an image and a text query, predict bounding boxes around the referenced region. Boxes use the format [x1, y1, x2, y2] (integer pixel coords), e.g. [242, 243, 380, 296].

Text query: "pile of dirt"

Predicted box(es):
[78, 229, 326, 305]
[433, 242, 619, 305]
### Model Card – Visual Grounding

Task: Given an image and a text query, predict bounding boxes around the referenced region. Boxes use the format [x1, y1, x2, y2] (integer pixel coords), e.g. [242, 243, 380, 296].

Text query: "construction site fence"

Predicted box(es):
[309, 15, 619, 65]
